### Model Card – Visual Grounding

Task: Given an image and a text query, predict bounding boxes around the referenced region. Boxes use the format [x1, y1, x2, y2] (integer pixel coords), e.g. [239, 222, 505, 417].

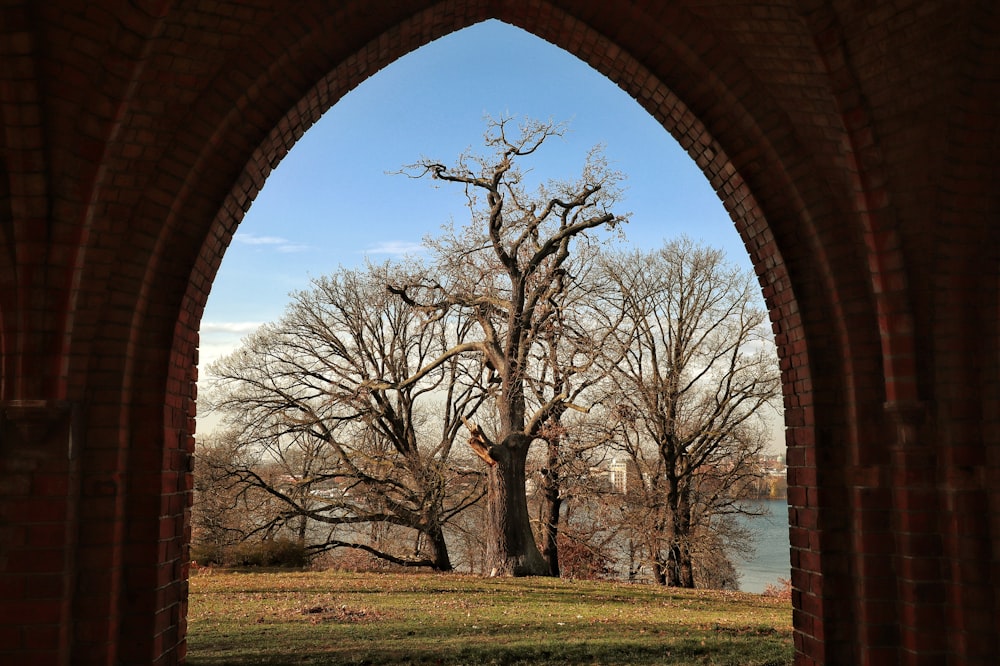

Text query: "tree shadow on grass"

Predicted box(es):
[186, 633, 793, 666]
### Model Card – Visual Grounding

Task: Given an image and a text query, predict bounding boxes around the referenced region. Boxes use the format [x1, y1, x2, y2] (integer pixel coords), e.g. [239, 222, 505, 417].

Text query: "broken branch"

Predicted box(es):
[461, 415, 497, 467]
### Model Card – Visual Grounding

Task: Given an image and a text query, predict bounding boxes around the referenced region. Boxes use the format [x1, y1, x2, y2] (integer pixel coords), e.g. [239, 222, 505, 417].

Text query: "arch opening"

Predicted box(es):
[195, 17, 790, 590]
[168, 9, 824, 662]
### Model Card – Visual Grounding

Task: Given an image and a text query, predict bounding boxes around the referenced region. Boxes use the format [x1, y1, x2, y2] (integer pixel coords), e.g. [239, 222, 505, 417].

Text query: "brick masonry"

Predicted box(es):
[0, 1, 997, 664]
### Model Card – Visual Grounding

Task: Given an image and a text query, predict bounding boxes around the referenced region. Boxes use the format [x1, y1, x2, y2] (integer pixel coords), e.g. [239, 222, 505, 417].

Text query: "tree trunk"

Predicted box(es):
[485, 438, 549, 576]
[539, 440, 562, 577]
[540, 492, 562, 577]
[667, 544, 683, 586]
[667, 480, 695, 588]
[296, 513, 308, 546]
[652, 557, 667, 585]
[425, 522, 453, 572]
[679, 544, 694, 587]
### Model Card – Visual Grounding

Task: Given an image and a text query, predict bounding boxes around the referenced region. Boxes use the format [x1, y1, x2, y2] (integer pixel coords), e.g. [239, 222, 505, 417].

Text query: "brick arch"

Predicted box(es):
[21, 2, 905, 663]
[1, 2, 998, 665]
[153, 5, 885, 665]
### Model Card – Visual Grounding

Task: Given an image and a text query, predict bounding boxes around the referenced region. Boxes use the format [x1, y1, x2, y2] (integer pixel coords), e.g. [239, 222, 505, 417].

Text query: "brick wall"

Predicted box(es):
[0, 1, 997, 664]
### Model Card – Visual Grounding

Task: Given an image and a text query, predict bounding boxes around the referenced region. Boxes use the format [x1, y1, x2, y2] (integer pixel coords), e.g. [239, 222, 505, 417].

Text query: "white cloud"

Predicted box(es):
[197, 321, 264, 370]
[362, 240, 426, 256]
[234, 232, 308, 253]
[199, 321, 264, 334]
[236, 234, 285, 245]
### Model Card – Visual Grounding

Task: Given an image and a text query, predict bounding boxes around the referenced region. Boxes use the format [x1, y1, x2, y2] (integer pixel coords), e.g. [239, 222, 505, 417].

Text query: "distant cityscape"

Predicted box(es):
[283, 452, 789, 502]
[604, 453, 787, 500]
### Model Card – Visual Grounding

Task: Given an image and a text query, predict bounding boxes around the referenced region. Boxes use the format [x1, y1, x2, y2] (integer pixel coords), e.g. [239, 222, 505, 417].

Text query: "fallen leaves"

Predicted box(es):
[300, 604, 382, 624]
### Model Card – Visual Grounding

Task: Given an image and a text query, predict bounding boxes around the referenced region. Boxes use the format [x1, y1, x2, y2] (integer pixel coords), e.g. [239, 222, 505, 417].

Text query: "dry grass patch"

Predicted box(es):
[187, 570, 793, 665]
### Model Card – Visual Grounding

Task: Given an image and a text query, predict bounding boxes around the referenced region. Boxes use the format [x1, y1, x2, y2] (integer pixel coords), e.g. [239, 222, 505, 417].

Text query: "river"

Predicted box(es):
[737, 499, 791, 593]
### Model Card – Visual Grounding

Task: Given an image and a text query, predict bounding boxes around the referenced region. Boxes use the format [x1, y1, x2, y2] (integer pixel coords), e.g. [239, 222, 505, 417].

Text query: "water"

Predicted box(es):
[737, 499, 791, 593]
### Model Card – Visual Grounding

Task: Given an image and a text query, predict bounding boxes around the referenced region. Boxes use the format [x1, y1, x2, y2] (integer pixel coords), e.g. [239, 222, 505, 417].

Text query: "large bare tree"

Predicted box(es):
[203, 262, 487, 570]
[599, 238, 780, 587]
[387, 116, 628, 576]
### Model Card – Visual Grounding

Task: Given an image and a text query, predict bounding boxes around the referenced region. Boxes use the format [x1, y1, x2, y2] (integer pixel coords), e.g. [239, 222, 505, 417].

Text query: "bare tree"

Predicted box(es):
[387, 116, 628, 576]
[525, 251, 623, 576]
[599, 238, 780, 588]
[203, 262, 487, 570]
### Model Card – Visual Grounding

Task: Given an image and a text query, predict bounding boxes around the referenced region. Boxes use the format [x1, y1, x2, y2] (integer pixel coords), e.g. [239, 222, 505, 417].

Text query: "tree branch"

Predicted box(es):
[363, 341, 486, 391]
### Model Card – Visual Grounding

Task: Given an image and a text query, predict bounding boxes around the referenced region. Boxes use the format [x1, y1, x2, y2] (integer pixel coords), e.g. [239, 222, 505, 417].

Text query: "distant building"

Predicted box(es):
[608, 457, 642, 494]
[760, 453, 786, 476]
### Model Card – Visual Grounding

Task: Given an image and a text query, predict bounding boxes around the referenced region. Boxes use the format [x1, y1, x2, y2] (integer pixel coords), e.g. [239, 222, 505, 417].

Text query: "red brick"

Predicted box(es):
[2, 2, 998, 665]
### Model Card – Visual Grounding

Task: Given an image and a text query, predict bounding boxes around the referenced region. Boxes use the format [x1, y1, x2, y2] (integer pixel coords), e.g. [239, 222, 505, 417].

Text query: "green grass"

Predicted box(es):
[186, 570, 793, 665]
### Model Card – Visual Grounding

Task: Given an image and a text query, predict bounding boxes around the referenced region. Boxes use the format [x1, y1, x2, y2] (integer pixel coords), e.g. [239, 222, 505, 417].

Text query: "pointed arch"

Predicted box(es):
[2, 2, 997, 664]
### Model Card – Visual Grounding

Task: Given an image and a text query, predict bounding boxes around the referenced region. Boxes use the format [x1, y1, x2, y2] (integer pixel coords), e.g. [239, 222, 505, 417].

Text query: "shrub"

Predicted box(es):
[189, 541, 229, 567]
[233, 538, 310, 567]
[762, 577, 792, 600]
[557, 532, 614, 580]
[190, 538, 310, 568]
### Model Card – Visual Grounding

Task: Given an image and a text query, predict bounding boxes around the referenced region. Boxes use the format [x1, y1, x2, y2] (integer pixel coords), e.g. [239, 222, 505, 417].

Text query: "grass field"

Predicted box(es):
[186, 570, 793, 665]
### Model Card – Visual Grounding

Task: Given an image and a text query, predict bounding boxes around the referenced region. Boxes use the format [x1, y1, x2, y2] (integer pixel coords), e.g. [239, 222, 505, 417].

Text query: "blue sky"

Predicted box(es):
[199, 20, 777, 438]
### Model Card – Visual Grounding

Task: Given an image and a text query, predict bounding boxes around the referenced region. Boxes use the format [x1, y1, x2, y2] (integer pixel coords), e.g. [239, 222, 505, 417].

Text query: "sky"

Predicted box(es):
[198, 19, 777, 442]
